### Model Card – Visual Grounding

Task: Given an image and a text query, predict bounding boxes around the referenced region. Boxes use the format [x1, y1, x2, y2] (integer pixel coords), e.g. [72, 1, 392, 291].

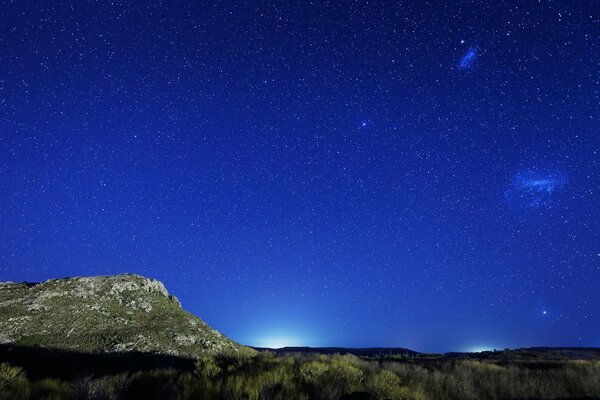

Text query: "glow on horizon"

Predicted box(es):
[245, 326, 319, 349]
[252, 335, 309, 349]
[466, 345, 501, 353]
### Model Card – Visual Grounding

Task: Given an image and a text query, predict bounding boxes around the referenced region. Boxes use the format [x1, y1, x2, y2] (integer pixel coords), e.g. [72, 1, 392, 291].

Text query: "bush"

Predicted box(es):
[300, 355, 364, 400]
[123, 369, 179, 400]
[368, 369, 401, 400]
[31, 378, 74, 400]
[73, 374, 131, 400]
[195, 354, 222, 378]
[0, 362, 30, 400]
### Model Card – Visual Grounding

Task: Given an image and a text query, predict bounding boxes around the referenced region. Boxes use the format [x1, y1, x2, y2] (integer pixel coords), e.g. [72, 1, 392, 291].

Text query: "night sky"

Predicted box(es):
[1, 1, 599, 353]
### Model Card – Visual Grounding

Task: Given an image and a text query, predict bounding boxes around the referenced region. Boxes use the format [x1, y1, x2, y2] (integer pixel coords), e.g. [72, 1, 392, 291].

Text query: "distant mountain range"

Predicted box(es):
[253, 346, 600, 361]
[0, 274, 247, 357]
[252, 346, 420, 357]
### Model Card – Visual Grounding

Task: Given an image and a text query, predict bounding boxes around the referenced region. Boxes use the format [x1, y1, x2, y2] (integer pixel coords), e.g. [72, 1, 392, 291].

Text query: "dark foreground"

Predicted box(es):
[1, 344, 600, 400]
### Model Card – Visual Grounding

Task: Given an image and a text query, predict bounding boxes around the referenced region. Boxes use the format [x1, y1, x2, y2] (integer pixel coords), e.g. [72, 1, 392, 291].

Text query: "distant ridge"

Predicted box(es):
[253, 346, 600, 360]
[444, 347, 600, 360]
[252, 346, 420, 357]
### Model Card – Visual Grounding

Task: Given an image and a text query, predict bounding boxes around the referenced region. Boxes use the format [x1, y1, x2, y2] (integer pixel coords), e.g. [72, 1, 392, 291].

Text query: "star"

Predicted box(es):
[359, 120, 371, 129]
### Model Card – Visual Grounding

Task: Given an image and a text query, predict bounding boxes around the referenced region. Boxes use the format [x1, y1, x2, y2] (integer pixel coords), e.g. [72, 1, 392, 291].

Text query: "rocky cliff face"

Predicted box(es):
[0, 274, 246, 357]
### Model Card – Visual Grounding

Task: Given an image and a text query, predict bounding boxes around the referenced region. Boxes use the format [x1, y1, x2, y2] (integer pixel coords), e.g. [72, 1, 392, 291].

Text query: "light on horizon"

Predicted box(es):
[466, 345, 499, 353]
[254, 336, 306, 349]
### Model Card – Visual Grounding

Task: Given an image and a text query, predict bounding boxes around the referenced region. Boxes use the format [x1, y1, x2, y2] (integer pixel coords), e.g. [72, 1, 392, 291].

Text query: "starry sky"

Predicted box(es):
[1, 1, 599, 353]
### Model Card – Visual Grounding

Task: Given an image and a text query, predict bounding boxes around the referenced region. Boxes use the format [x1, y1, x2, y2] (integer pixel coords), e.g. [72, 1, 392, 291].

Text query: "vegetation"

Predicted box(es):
[1, 347, 600, 400]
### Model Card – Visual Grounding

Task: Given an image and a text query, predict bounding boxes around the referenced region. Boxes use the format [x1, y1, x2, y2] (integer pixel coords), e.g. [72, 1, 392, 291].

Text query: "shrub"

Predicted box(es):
[73, 373, 131, 400]
[195, 354, 222, 378]
[299, 356, 364, 400]
[368, 369, 401, 400]
[123, 369, 179, 400]
[31, 378, 74, 400]
[16, 335, 44, 347]
[0, 362, 30, 400]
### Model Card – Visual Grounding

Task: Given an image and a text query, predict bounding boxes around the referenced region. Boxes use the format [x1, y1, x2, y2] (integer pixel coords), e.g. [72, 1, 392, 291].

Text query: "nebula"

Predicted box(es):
[505, 169, 567, 208]
[458, 47, 478, 70]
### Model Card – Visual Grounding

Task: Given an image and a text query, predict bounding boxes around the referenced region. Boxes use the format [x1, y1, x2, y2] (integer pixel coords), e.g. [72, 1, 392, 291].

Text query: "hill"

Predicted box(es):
[0, 274, 247, 357]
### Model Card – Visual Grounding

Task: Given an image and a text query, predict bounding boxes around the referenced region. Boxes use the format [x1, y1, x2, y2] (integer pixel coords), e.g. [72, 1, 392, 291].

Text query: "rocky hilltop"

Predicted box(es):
[0, 274, 246, 357]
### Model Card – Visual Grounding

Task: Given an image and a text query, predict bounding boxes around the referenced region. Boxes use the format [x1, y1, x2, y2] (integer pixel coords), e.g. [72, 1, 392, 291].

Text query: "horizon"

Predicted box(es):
[1, 271, 597, 355]
[1, 1, 599, 353]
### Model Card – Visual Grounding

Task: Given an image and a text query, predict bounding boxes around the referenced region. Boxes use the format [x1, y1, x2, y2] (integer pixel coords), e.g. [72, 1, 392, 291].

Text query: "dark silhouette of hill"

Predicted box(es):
[252, 345, 600, 361]
[444, 347, 600, 361]
[252, 346, 420, 357]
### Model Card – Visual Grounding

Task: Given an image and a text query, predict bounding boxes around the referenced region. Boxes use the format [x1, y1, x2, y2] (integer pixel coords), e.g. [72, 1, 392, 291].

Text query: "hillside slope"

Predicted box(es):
[0, 274, 247, 357]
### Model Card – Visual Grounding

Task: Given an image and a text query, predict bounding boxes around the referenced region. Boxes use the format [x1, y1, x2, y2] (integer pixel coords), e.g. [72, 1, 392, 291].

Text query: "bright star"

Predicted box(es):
[359, 120, 371, 129]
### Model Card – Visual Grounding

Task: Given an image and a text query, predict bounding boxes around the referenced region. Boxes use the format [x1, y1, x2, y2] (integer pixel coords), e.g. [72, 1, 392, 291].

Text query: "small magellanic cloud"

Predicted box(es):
[458, 46, 478, 70]
[505, 169, 567, 209]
